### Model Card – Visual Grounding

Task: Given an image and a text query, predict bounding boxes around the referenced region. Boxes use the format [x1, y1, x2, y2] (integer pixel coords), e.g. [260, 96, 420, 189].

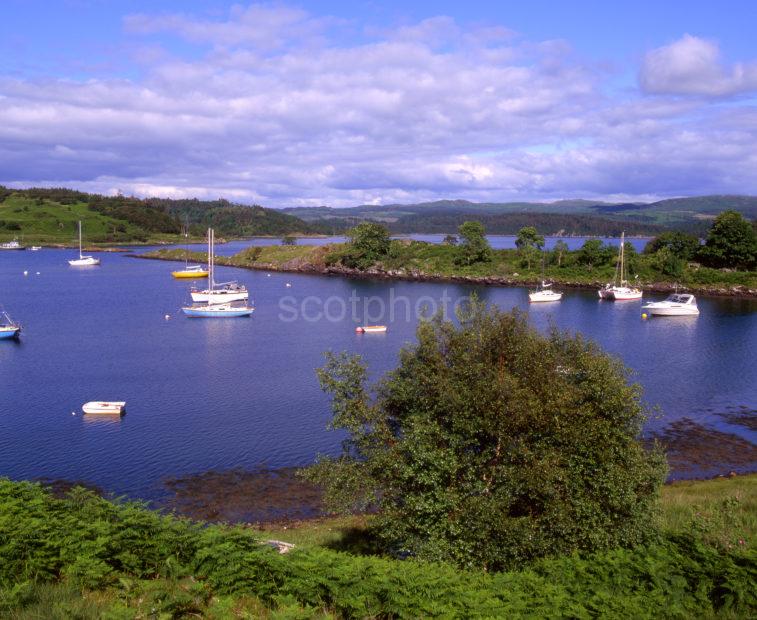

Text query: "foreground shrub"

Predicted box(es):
[304, 302, 668, 570]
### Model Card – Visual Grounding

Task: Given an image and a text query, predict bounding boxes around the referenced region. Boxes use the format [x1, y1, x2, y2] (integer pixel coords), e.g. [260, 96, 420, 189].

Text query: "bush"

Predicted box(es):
[304, 302, 668, 571]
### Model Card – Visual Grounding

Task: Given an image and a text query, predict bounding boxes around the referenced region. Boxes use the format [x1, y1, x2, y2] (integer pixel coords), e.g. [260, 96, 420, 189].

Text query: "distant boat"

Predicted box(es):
[30, 246, 41, 251]
[1, 238, 26, 250]
[172, 219, 208, 279]
[0, 311, 21, 340]
[356, 325, 387, 333]
[182, 228, 254, 317]
[172, 264, 209, 279]
[529, 281, 562, 303]
[642, 293, 700, 316]
[82, 401, 126, 415]
[598, 232, 641, 300]
[68, 221, 100, 266]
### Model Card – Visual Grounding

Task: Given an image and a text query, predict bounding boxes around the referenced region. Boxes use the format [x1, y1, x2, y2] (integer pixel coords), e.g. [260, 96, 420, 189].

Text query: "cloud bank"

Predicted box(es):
[1, 7, 757, 206]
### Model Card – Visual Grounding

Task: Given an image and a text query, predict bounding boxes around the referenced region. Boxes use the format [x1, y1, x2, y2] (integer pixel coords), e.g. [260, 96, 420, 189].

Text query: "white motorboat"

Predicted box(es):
[356, 325, 387, 333]
[642, 293, 700, 316]
[30, 246, 41, 251]
[68, 221, 100, 266]
[1, 238, 25, 250]
[529, 281, 562, 303]
[182, 228, 254, 317]
[598, 232, 641, 300]
[82, 401, 126, 415]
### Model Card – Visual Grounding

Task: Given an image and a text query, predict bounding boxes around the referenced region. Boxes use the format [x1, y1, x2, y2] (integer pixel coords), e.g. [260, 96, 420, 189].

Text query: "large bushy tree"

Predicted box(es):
[697, 210, 756, 270]
[342, 222, 391, 269]
[455, 221, 492, 265]
[305, 302, 666, 571]
[644, 231, 700, 260]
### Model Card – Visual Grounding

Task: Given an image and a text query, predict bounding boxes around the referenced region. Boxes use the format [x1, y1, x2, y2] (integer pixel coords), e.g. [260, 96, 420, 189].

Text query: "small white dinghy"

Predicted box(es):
[82, 401, 126, 415]
[356, 325, 387, 333]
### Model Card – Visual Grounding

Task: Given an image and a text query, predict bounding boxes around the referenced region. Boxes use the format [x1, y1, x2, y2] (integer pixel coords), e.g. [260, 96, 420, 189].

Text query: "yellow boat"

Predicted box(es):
[172, 265, 209, 279]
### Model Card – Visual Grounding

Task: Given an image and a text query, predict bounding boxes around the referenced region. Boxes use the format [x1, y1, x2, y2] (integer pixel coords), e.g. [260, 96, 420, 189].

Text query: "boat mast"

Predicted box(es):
[78, 220, 83, 259]
[619, 231, 626, 286]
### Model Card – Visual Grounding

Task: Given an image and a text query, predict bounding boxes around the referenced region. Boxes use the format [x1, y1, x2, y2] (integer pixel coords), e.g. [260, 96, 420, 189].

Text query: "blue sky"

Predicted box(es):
[2, 1, 757, 206]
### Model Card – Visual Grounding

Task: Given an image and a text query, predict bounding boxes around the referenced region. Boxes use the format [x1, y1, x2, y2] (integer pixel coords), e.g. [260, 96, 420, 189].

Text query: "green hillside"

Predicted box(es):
[282, 195, 757, 234]
[0, 187, 331, 245]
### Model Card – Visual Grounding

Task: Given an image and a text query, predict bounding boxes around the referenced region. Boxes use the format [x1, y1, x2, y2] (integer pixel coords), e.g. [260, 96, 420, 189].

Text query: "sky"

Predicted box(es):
[1, 1, 757, 208]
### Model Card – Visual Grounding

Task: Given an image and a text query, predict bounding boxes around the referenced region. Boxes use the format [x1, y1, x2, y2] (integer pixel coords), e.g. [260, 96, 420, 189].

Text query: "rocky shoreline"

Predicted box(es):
[131, 252, 757, 299]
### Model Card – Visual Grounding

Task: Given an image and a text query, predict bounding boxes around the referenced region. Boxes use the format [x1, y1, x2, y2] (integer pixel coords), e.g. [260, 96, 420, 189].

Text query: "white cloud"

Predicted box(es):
[1, 7, 757, 206]
[640, 34, 757, 96]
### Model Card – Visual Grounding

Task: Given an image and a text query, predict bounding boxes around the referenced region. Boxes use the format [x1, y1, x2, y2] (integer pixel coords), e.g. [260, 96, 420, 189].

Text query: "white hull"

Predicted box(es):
[643, 293, 699, 316]
[645, 306, 699, 316]
[356, 325, 387, 333]
[82, 401, 126, 414]
[191, 288, 248, 303]
[69, 256, 100, 266]
[599, 286, 642, 300]
[529, 291, 562, 303]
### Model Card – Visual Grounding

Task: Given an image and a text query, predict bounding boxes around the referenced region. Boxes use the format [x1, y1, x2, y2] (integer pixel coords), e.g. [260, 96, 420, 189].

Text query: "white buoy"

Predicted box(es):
[71, 411, 76, 416]
[285, 282, 292, 287]
[165, 314, 171, 320]
[267, 273, 271, 277]
[36, 272, 40, 275]
[23, 271, 28, 276]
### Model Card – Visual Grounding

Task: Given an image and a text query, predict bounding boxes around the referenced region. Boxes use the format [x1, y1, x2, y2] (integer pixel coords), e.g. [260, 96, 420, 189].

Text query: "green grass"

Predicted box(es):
[143, 240, 757, 293]
[0, 195, 188, 246]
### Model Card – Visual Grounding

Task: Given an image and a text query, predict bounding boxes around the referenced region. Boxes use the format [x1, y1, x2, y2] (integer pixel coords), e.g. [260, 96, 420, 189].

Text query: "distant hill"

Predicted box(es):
[282, 195, 757, 234]
[0, 187, 335, 244]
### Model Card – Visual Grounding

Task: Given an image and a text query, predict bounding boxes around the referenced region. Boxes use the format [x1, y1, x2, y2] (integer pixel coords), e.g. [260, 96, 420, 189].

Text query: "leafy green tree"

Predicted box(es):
[515, 227, 545, 269]
[644, 232, 700, 260]
[281, 235, 297, 245]
[697, 210, 756, 270]
[342, 222, 391, 269]
[551, 239, 570, 266]
[515, 226, 545, 251]
[652, 246, 684, 278]
[577, 239, 606, 267]
[304, 302, 666, 571]
[455, 221, 492, 265]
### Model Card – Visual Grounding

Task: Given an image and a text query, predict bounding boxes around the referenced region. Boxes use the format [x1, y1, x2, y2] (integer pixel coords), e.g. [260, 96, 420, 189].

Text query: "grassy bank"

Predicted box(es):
[1, 476, 755, 618]
[139, 240, 757, 296]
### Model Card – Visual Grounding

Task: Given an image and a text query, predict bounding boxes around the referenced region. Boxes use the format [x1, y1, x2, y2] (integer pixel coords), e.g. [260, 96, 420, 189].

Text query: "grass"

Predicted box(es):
[257, 475, 756, 556]
[142, 240, 757, 293]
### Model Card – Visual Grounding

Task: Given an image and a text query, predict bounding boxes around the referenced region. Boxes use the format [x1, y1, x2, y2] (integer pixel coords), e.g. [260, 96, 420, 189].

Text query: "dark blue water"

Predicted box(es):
[1, 244, 754, 499]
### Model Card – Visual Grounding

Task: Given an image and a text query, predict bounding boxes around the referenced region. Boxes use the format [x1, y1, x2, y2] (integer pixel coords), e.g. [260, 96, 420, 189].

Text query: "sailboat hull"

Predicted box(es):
[182, 306, 253, 317]
[69, 257, 100, 266]
[0, 327, 20, 339]
[172, 270, 208, 279]
[191, 289, 248, 302]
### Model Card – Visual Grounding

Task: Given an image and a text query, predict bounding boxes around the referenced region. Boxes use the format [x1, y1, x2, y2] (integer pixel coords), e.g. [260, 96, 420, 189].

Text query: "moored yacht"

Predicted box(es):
[642, 293, 700, 316]
[182, 228, 254, 317]
[0, 311, 21, 340]
[1, 238, 26, 250]
[598, 232, 641, 300]
[68, 221, 100, 266]
[191, 281, 248, 303]
[529, 281, 562, 303]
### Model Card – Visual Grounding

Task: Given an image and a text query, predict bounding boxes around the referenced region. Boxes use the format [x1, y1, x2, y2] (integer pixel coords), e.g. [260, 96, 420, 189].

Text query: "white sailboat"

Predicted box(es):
[529, 258, 562, 303]
[68, 221, 100, 266]
[182, 229, 254, 318]
[190, 235, 249, 302]
[598, 232, 641, 300]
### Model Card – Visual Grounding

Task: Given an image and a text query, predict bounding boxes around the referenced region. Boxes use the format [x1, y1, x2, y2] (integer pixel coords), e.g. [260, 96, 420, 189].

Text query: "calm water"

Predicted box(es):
[1, 243, 755, 499]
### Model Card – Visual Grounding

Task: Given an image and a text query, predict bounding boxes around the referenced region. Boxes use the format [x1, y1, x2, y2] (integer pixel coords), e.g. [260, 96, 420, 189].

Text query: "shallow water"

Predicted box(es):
[0, 243, 754, 499]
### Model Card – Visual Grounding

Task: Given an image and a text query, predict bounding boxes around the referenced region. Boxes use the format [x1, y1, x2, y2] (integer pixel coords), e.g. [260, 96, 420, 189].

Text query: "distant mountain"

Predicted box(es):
[282, 195, 757, 234]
